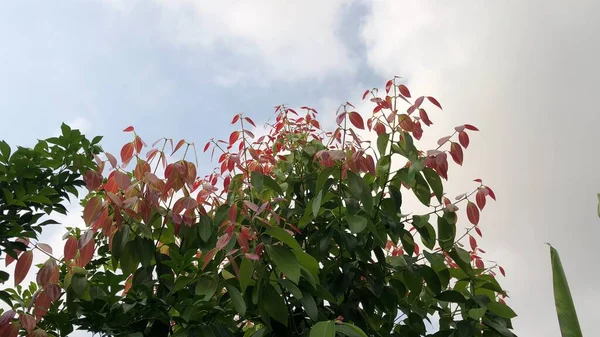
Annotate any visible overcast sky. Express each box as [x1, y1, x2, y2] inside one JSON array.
[[1, 1, 599, 336]]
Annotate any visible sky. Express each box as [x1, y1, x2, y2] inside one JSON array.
[[1, 0, 599, 336]]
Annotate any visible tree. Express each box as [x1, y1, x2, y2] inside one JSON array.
[[0, 79, 515, 337]]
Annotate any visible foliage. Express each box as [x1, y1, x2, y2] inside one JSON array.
[[0, 124, 102, 310], [0, 79, 515, 337], [547, 245, 583, 337]]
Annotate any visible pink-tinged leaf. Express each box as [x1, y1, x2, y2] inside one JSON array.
[[134, 136, 144, 154], [229, 131, 240, 145], [83, 170, 102, 192], [20, 313, 36, 332], [348, 112, 365, 130], [476, 190, 486, 210], [419, 109, 433, 126], [202, 248, 218, 270], [485, 186, 496, 200], [475, 226, 482, 237], [398, 84, 411, 98], [114, 171, 131, 190], [385, 80, 393, 93], [474, 179, 483, 183], [34, 291, 51, 321], [466, 202, 480, 225], [475, 258, 484, 269], [464, 124, 479, 131], [120, 142, 135, 165], [0, 309, 15, 326], [499, 266, 506, 276], [244, 117, 256, 127], [437, 136, 452, 146], [454, 125, 465, 133], [64, 237, 78, 261], [36, 243, 52, 255], [427, 96, 442, 110], [336, 112, 346, 126], [458, 131, 470, 148], [45, 284, 61, 302], [373, 122, 386, 135], [469, 235, 477, 251], [231, 114, 240, 124], [106, 192, 122, 208], [216, 233, 232, 251], [450, 142, 463, 165], [14, 250, 33, 286], [0, 323, 19, 337], [413, 121, 423, 140], [362, 89, 370, 100], [415, 96, 425, 108], [77, 239, 95, 267], [123, 126, 134, 132], [172, 139, 186, 156], [245, 253, 260, 261], [83, 196, 103, 225], [228, 204, 238, 223], [106, 152, 117, 168]]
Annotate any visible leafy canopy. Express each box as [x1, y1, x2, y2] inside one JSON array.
[[0, 79, 515, 337]]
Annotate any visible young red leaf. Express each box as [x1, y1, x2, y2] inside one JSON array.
[[20, 313, 36, 332], [413, 120, 423, 140], [83, 196, 103, 225], [469, 235, 477, 251], [476, 189, 487, 210], [36, 259, 57, 287], [466, 202, 480, 225], [77, 239, 95, 267], [474, 179, 483, 183], [362, 89, 370, 100], [458, 131, 470, 148], [437, 136, 451, 146], [14, 250, 33, 286], [0, 310, 15, 326], [415, 96, 425, 108], [33, 291, 51, 320], [499, 265, 506, 276], [202, 248, 218, 270], [229, 131, 240, 145], [475, 258, 484, 269], [485, 186, 497, 200], [123, 126, 134, 132], [106, 152, 117, 168], [64, 237, 78, 261], [134, 136, 144, 154], [231, 114, 240, 124], [348, 112, 365, 130], [336, 112, 346, 126], [172, 139, 186, 155], [464, 124, 479, 131], [114, 171, 131, 190], [36, 243, 52, 255], [427, 96, 443, 110], [385, 80, 393, 93], [45, 284, 61, 302], [1, 323, 19, 337], [398, 84, 411, 98], [203, 141, 211, 153], [450, 142, 464, 165], [373, 122, 386, 135], [120, 142, 135, 165], [474, 226, 482, 237], [419, 109, 433, 126], [83, 170, 102, 192], [244, 117, 256, 127]]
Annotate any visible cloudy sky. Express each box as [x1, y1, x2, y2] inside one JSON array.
[[1, 1, 599, 336]]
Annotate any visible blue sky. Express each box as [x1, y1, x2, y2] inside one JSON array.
[[2, 1, 600, 336]]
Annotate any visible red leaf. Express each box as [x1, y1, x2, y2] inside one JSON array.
[[475, 258, 484, 269], [0, 323, 18, 337], [419, 109, 433, 126], [464, 124, 479, 131], [106, 152, 117, 168], [0, 309, 15, 326], [77, 239, 95, 267], [373, 122, 386, 135], [36, 243, 52, 255], [172, 139, 186, 155], [385, 80, 393, 93], [458, 131, 470, 148], [231, 114, 240, 124], [475, 226, 482, 237], [427, 96, 443, 110], [485, 186, 496, 200], [45, 284, 61, 302], [362, 89, 370, 100], [201, 248, 218, 270], [474, 179, 483, 183], [348, 112, 365, 130], [228, 204, 238, 224], [83, 170, 102, 192], [33, 291, 51, 320], [413, 120, 423, 140], [229, 131, 240, 145], [14, 250, 33, 286], [450, 142, 463, 165], [398, 84, 411, 98], [114, 171, 131, 190], [64, 237, 78, 261], [120, 143, 135, 165], [134, 136, 144, 154], [83, 196, 103, 225], [437, 136, 451, 146], [469, 235, 477, 251], [415, 96, 425, 108], [336, 112, 346, 126], [203, 141, 211, 153], [466, 202, 480, 225], [20, 313, 36, 332], [123, 126, 134, 132], [244, 117, 256, 127], [134, 159, 151, 181], [499, 266, 506, 277], [476, 190, 486, 210]]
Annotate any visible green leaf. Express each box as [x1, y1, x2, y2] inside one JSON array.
[[436, 290, 466, 303], [0, 140, 11, 160], [198, 215, 213, 242], [294, 250, 319, 281], [417, 265, 441, 295], [468, 307, 487, 320], [300, 291, 318, 321], [336, 323, 368, 337], [226, 284, 246, 317], [423, 167, 443, 203], [239, 257, 254, 293], [265, 227, 302, 251], [277, 279, 303, 299], [263, 284, 288, 326], [266, 245, 300, 284], [120, 241, 140, 276], [312, 191, 323, 218], [262, 174, 283, 195], [413, 215, 436, 250], [172, 275, 194, 293], [377, 133, 389, 156], [347, 215, 367, 234], [251, 171, 264, 193], [548, 244, 582, 337], [310, 321, 335, 337], [413, 173, 431, 206], [71, 274, 87, 297], [195, 275, 218, 300], [487, 301, 517, 319], [437, 216, 455, 250], [134, 237, 154, 268]]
